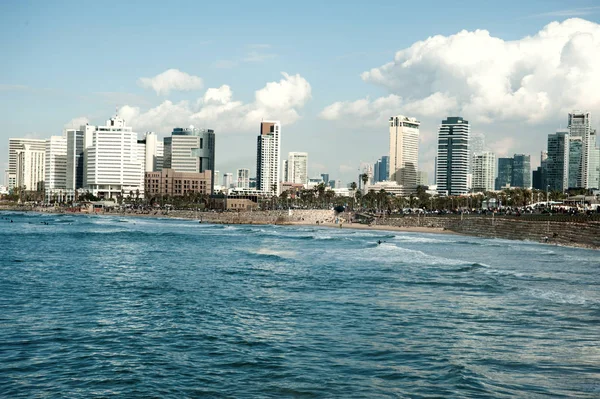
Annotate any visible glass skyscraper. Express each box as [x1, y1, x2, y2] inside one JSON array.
[[436, 117, 470, 195]]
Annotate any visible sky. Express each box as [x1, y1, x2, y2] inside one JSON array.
[[1, 0, 600, 186]]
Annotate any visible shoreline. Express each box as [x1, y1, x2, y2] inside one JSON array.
[[1, 206, 598, 249]]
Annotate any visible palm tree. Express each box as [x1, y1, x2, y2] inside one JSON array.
[[350, 182, 357, 191]]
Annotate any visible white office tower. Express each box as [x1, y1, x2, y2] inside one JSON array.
[[388, 115, 420, 195], [568, 111, 594, 188], [44, 136, 67, 202], [141, 132, 164, 172], [223, 173, 233, 188], [472, 151, 496, 193], [84, 115, 143, 199], [287, 152, 308, 185], [15, 143, 46, 192], [236, 168, 250, 189], [256, 120, 281, 195], [7, 138, 46, 190], [436, 117, 470, 195]]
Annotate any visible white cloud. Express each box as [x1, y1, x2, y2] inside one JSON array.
[[120, 72, 311, 133], [243, 51, 277, 63], [138, 69, 204, 95], [531, 7, 600, 18], [353, 18, 600, 125], [319, 18, 600, 182], [64, 116, 90, 129]]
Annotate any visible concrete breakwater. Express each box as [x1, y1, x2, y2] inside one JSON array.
[[373, 214, 600, 249]]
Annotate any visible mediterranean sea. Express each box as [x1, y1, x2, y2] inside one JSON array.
[[1, 211, 599, 398]]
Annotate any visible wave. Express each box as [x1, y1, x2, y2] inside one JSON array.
[[393, 235, 445, 244], [526, 289, 594, 306], [251, 248, 297, 260]]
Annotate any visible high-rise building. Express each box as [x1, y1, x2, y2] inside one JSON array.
[[84, 115, 144, 199], [286, 152, 308, 185], [44, 136, 67, 202], [568, 136, 583, 188], [495, 158, 513, 190], [138, 132, 164, 173], [223, 172, 233, 188], [389, 116, 419, 194], [236, 168, 250, 189], [472, 151, 496, 193], [568, 111, 595, 188], [436, 117, 470, 195], [532, 151, 548, 190], [163, 126, 215, 194], [546, 130, 570, 192], [320, 173, 329, 185], [470, 133, 485, 155], [256, 120, 281, 195], [416, 170, 429, 187], [512, 154, 531, 188], [587, 129, 600, 189], [15, 143, 46, 192], [66, 128, 84, 192], [373, 156, 389, 183], [7, 138, 46, 190]]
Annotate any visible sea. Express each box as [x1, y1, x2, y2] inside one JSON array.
[[1, 211, 599, 398]]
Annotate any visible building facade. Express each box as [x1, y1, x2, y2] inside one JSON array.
[[163, 126, 215, 194], [145, 168, 211, 198], [546, 130, 570, 192], [7, 138, 46, 191], [286, 152, 308, 185], [472, 151, 496, 193], [568, 111, 593, 188], [511, 154, 531, 188], [84, 116, 144, 199], [389, 116, 419, 194], [223, 172, 233, 189], [44, 135, 67, 201], [568, 136, 583, 188], [373, 156, 389, 183], [15, 143, 46, 192], [66, 128, 84, 193], [495, 158, 513, 190], [236, 168, 250, 189], [256, 120, 281, 195], [436, 117, 470, 195]]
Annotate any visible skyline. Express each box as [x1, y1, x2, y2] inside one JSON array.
[[2, 1, 600, 184]]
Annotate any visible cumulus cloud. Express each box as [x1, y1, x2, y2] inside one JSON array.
[[64, 116, 90, 129], [120, 72, 311, 133], [323, 18, 600, 126], [138, 69, 204, 95]]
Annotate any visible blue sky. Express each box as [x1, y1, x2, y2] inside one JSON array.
[[2, 0, 600, 184]]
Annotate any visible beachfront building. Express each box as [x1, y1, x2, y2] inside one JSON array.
[[15, 142, 46, 192], [44, 135, 67, 202], [436, 117, 470, 195], [145, 169, 211, 198], [256, 120, 281, 196], [546, 130, 570, 192], [472, 151, 496, 193], [389, 115, 419, 194], [286, 152, 308, 185], [83, 115, 144, 199], [163, 126, 215, 194], [7, 138, 46, 191], [236, 168, 250, 189]]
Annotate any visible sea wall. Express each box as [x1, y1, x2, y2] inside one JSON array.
[[376, 215, 600, 249]]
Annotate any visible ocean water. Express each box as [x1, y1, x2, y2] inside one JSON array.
[[1, 212, 599, 398]]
